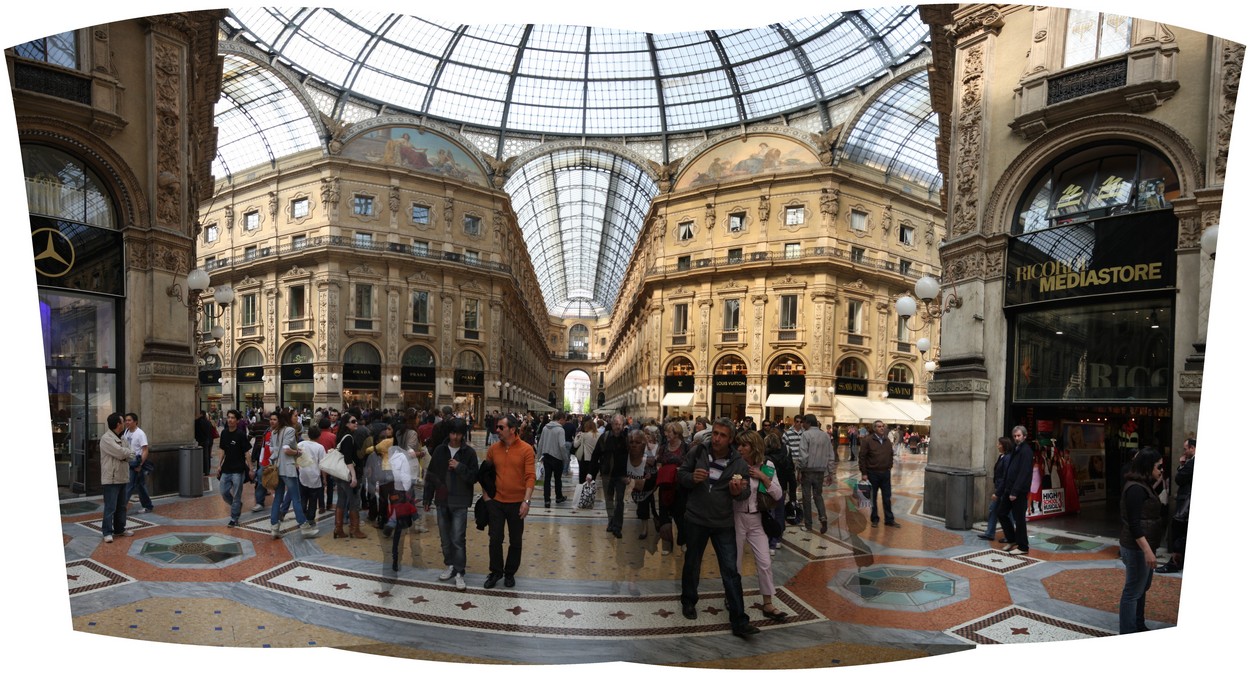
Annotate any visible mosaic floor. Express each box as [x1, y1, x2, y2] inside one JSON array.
[[48, 453, 1185, 668]]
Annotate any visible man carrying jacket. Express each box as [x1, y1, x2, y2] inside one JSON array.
[[859, 420, 901, 528]]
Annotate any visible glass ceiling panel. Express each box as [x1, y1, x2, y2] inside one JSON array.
[[213, 54, 323, 180], [720, 27, 789, 63], [843, 71, 942, 192], [655, 41, 721, 76], [454, 34, 522, 71]]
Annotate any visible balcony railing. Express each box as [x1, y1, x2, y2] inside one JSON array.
[[647, 246, 932, 281], [550, 350, 606, 362], [202, 236, 512, 275], [720, 330, 740, 343]]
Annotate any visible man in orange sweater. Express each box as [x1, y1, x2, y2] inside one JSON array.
[[481, 414, 536, 589]]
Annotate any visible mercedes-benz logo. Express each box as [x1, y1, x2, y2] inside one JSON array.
[[32, 227, 75, 278]]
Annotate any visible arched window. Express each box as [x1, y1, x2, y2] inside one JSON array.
[[569, 324, 589, 356], [236, 347, 265, 368], [769, 354, 806, 375], [836, 358, 867, 379], [282, 342, 313, 364], [344, 342, 381, 365], [402, 345, 435, 368], [457, 350, 483, 371], [22, 145, 116, 228], [666, 356, 695, 377], [715, 354, 748, 376], [1014, 143, 1177, 234], [888, 364, 913, 383]]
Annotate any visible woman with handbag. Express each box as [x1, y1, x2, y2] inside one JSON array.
[[332, 415, 367, 539], [625, 430, 658, 539], [733, 430, 786, 620], [655, 421, 687, 555], [269, 408, 318, 539]]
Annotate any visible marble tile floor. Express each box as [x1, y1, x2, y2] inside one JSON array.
[[57, 456, 1182, 667]]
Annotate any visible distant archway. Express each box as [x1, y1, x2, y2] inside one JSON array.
[[563, 370, 591, 414]]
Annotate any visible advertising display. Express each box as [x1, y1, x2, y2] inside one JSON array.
[[1061, 421, 1107, 503]]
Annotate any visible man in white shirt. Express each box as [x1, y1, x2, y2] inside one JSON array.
[[123, 412, 154, 513]]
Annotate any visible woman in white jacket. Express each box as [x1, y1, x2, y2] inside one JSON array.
[[733, 430, 787, 621], [573, 417, 598, 485]]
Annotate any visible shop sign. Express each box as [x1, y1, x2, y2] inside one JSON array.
[[198, 369, 222, 385], [664, 375, 694, 393], [835, 377, 868, 396], [343, 363, 380, 382], [454, 369, 484, 390], [886, 382, 913, 399], [1006, 211, 1176, 306], [767, 374, 805, 394], [401, 366, 436, 387], [281, 363, 312, 380], [237, 366, 265, 382], [712, 375, 747, 392], [31, 215, 125, 296]]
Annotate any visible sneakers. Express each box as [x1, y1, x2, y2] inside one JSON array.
[[103, 535, 114, 543], [251, 504, 265, 512], [885, 521, 901, 528], [271, 524, 282, 539], [120, 530, 134, 537], [454, 574, 466, 591], [439, 565, 455, 581], [227, 520, 238, 528], [1008, 547, 1028, 555], [142, 508, 154, 514], [300, 522, 319, 538]]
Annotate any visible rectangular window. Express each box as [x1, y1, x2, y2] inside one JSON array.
[[412, 204, 430, 225], [204, 224, 219, 243], [288, 285, 306, 320], [14, 31, 76, 68], [464, 298, 480, 339], [292, 198, 310, 219], [413, 239, 429, 257], [851, 246, 865, 263], [463, 215, 481, 236], [353, 195, 374, 216], [850, 209, 868, 231], [202, 301, 217, 333], [242, 294, 258, 326], [899, 259, 912, 275], [672, 303, 689, 345], [723, 299, 740, 331], [728, 212, 746, 232], [779, 295, 798, 330], [677, 221, 694, 241], [847, 300, 864, 334], [243, 245, 258, 261], [727, 248, 742, 264], [785, 206, 805, 225], [900, 225, 915, 246], [291, 234, 307, 250], [354, 232, 373, 248], [896, 315, 909, 343], [677, 255, 691, 270], [464, 250, 480, 265], [355, 283, 373, 330], [203, 256, 216, 271], [243, 211, 260, 231], [411, 290, 430, 334], [784, 242, 801, 259], [1064, 10, 1132, 68]]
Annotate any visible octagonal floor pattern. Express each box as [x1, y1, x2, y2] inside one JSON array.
[[59, 453, 1181, 667]]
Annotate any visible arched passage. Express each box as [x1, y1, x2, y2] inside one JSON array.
[[563, 370, 592, 414]]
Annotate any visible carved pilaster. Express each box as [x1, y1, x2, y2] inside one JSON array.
[[951, 43, 986, 239], [151, 34, 185, 232], [265, 288, 277, 362], [1213, 39, 1243, 186], [387, 288, 400, 362]]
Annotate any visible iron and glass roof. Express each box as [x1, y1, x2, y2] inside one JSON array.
[[213, 6, 936, 318]]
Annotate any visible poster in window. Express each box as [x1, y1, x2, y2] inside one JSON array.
[[1135, 178, 1169, 210]]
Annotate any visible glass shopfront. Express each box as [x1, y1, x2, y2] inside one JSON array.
[[280, 343, 314, 411], [453, 350, 485, 426], [343, 342, 382, 411], [764, 354, 806, 422], [711, 355, 747, 421], [401, 346, 436, 413]]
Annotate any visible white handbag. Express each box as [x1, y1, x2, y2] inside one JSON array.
[[319, 448, 350, 482]]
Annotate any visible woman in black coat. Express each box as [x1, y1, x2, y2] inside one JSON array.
[[1119, 447, 1164, 634]]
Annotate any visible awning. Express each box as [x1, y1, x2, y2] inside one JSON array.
[[531, 402, 557, 413], [886, 398, 931, 425], [834, 397, 912, 426], [763, 394, 805, 408], [660, 392, 694, 407], [591, 408, 617, 416]]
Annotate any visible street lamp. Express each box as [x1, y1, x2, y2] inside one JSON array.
[[169, 268, 233, 358], [895, 274, 961, 331]]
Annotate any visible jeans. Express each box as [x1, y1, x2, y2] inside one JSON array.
[[126, 463, 153, 509], [866, 470, 895, 524], [300, 484, 323, 521], [769, 499, 786, 548], [602, 475, 626, 532], [996, 494, 1029, 550], [801, 470, 827, 529], [985, 496, 1000, 537], [1119, 546, 1154, 633], [436, 503, 469, 575], [680, 519, 748, 630], [254, 472, 269, 508], [218, 472, 246, 522], [335, 476, 360, 512], [101, 483, 128, 537], [542, 454, 565, 502], [270, 475, 307, 526], [486, 499, 524, 576]]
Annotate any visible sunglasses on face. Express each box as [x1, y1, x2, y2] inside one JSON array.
[[496, 425, 508, 431]]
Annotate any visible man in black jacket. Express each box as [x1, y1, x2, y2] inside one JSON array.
[[195, 410, 216, 475], [996, 425, 1034, 555], [592, 415, 630, 537]]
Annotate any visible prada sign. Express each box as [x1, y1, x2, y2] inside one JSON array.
[[454, 369, 484, 390], [712, 375, 747, 392], [237, 366, 265, 382], [281, 363, 312, 380], [1006, 211, 1176, 306], [767, 374, 805, 394], [887, 382, 914, 399], [836, 377, 868, 396], [343, 363, 380, 382], [665, 375, 694, 393], [401, 366, 436, 388]]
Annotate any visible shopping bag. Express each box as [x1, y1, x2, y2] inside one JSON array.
[[577, 477, 598, 509], [319, 449, 350, 482]]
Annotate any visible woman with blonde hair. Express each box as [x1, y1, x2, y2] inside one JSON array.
[[733, 429, 786, 620]]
